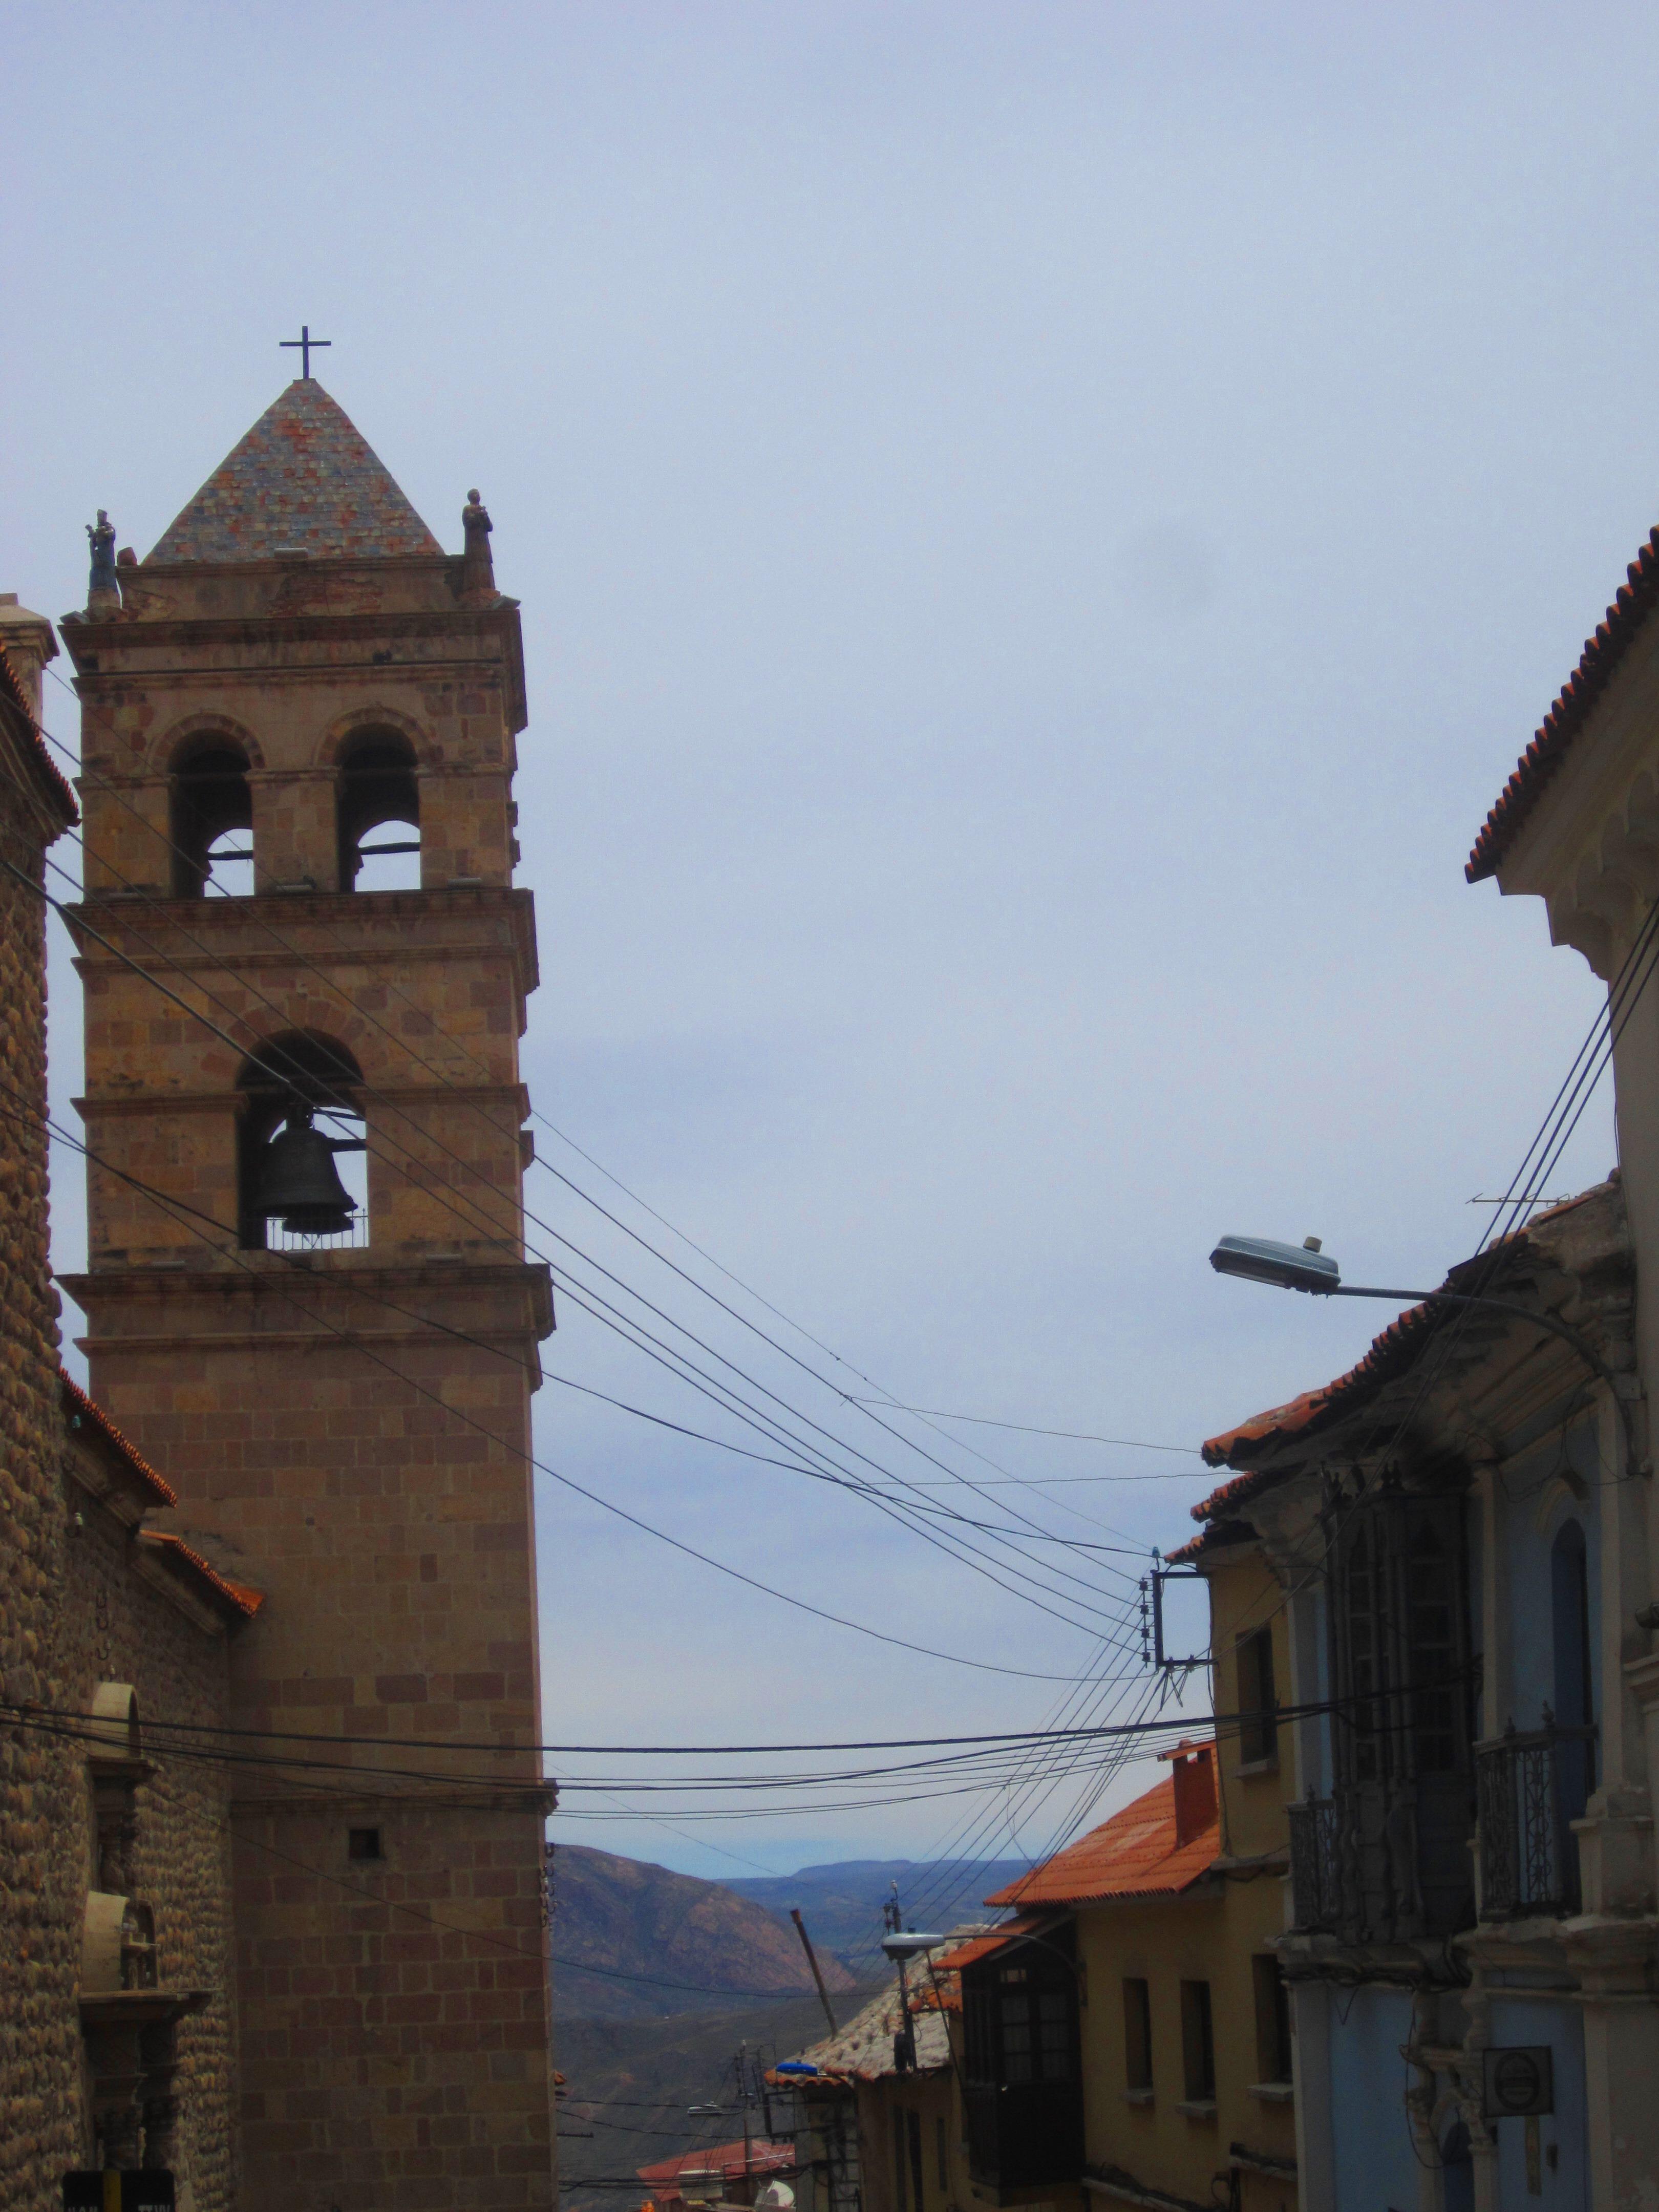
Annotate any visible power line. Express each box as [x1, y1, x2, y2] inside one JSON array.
[[846, 1403, 1201, 1454], [27, 818, 1145, 1636], [39, 685, 1161, 1603], [20, 846, 1141, 1641], [7, 1070, 1128, 1686]]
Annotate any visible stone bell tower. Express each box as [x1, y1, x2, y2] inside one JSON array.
[[59, 379, 558, 2209]]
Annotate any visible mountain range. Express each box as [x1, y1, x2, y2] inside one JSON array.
[[549, 1846, 861, 2022]]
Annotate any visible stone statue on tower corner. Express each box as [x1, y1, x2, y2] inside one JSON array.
[[461, 487, 497, 603], [86, 509, 120, 615]]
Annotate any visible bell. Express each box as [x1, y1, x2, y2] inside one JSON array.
[[257, 1112, 357, 1237]]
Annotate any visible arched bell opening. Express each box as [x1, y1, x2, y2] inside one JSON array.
[[171, 736, 254, 898], [337, 729, 421, 891], [236, 1032, 369, 1251]]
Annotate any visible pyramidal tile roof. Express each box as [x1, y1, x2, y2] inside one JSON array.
[[146, 380, 443, 563]]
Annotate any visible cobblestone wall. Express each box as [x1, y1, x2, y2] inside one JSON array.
[[60, 1481, 240, 2208], [0, 753, 85, 2207]]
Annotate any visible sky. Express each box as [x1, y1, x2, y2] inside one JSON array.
[[3, 1, 1650, 1892]]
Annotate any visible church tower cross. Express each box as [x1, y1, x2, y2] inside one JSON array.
[[279, 323, 331, 378]]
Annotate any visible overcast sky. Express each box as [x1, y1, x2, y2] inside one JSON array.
[[4, 2, 1650, 1890]]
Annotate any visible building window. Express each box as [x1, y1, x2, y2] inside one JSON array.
[[1179, 1980, 1215, 2103], [338, 730, 421, 891], [1408, 1517, 1459, 1772], [1333, 1489, 1471, 1788], [1122, 1977, 1153, 2093], [237, 1031, 369, 1251], [348, 1827, 384, 1862], [996, 1966, 1075, 2086], [171, 737, 253, 897], [1236, 1624, 1278, 1764], [1251, 1955, 1292, 2085]]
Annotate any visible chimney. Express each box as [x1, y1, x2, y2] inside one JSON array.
[[1171, 1743, 1217, 1845]]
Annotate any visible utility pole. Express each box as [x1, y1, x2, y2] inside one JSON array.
[[791, 1907, 839, 2036], [883, 1888, 916, 2073], [740, 2042, 754, 2205]]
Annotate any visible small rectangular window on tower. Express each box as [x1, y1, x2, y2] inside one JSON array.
[[348, 1826, 384, 1862]]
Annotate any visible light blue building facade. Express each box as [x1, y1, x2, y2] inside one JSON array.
[[1189, 1177, 1634, 2209]]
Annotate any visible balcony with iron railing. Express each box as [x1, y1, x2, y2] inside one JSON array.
[[1287, 1793, 1341, 1935], [1474, 1713, 1596, 1922], [1286, 1776, 1475, 1942]]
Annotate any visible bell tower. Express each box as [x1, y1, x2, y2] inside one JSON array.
[[60, 380, 558, 2209]]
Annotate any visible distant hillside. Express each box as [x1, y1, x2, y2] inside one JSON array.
[[550, 1846, 859, 2022], [722, 1858, 1027, 1974], [558, 1993, 883, 2212]]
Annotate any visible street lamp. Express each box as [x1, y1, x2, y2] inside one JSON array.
[[1208, 1233, 1637, 1469], [879, 1932, 950, 1961]]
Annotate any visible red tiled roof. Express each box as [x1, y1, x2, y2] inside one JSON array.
[[985, 1757, 1219, 1907], [138, 1532, 264, 1619], [0, 642, 79, 826], [61, 1373, 177, 1505], [636, 2141, 794, 2190], [1468, 524, 1659, 882], [1192, 1182, 1611, 1526]]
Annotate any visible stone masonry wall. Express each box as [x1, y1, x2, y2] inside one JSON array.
[[0, 754, 87, 2209], [59, 1474, 240, 2208]]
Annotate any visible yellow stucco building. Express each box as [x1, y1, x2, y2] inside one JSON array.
[[948, 1532, 1296, 2212]]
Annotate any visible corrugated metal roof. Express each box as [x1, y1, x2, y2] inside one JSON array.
[[637, 2140, 794, 2189], [986, 1759, 1219, 1907], [929, 1911, 1053, 1973]]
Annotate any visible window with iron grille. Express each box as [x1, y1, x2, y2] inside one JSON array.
[[964, 1958, 1078, 2087], [1331, 1488, 1471, 1788]]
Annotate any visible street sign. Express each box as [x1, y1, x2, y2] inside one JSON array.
[[62, 2174, 177, 2210], [1481, 2047, 1555, 2120]]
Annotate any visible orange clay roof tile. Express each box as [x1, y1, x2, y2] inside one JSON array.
[[138, 1532, 264, 1619], [61, 1372, 177, 1505], [1469, 525, 1659, 882], [0, 643, 79, 825]]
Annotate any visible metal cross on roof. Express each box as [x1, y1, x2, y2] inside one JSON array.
[[280, 324, 332, 379]]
